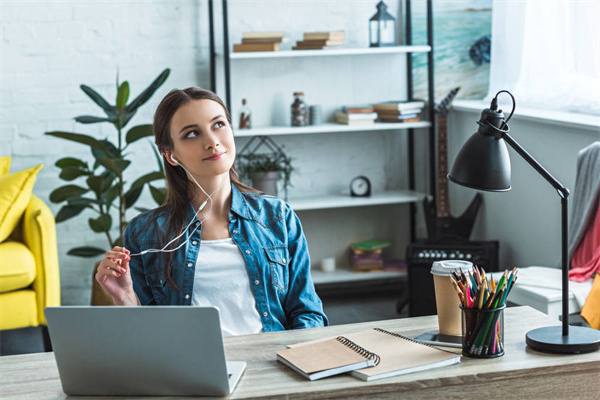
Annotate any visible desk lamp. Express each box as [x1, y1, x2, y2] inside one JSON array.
[[447, 90, 600, 354]]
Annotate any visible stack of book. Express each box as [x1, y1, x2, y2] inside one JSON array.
[[292, 31, 345, 50], [335, 104, 377, 125], [373, 100, 426, 123], [350, 239, 391, 273], [233, 32, 285, 52]]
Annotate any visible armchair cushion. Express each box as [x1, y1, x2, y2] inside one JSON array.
[[0, 241, 36, 293], [0, 156, 10, 175], [0, 163, 43, 242]]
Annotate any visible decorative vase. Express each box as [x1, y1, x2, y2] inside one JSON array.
[[251, 171, 281, 197], [91, 261, 115, 306]]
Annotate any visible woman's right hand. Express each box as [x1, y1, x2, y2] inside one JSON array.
[[95, 246, 139, 305]]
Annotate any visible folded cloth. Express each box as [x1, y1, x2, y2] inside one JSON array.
[[581, 273, 600, 330], [569, 197, 600, 282]]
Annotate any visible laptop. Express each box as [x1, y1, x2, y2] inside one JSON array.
[[45, 306, 246, 396]]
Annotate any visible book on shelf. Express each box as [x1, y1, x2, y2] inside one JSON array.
[[287, 328, 461, 381], [373, 100, 426, 111], [292, 45, 343, 51], [242, 37, 289, 44], [303, 30, 345, 41], [341, 105, 375, 114], [295, 39, 344, 47], [379, 116, 422, 123], [336, 112, 378, 121], [351, 239, 392, 252], [276, 336, 378, 381], [233, 42, 280, 52], [242, 31, 285, 40], [375, 109, 422, 117]]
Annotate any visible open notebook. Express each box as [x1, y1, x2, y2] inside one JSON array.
[[287, 328, 461, 381], [276, 336, 379, 380]]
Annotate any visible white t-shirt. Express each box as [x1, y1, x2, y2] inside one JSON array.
[[191, 238, 264, 337]]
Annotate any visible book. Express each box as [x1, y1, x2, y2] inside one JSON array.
[[379, 116, 422, 123], [295, 39, 345, 47], [241, 37, 288, 44], [351, 239, 392, 252], [335, 112, 378, 121], [373, 100, 426, 111], [242, 31, 284, 40], [375, 109, 422, 116], [303, 30, 345, 41], [336, 119, 376, 126], [341, 105, 375, 114], [288, 328, 461, 381], [233, 43, 280, 52], [276, 336, 379, 381]]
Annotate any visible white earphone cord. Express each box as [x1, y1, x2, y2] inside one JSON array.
[[128, 161, 226, 257]]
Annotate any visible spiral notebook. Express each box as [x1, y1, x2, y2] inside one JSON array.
[[276, 336, 379, 381], [287, 328, 461, 381]]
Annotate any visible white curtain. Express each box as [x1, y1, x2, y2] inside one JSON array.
[[487, 0, 600, 115]]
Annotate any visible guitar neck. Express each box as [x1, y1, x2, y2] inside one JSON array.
[[436, 117, 450, 218]]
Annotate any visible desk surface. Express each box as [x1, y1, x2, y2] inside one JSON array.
[[1, 306, 598, 399]]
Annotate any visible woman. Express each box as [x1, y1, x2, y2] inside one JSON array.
[[95, 87, 328, 336]]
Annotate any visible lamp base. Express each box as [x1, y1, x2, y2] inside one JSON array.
[[526, 326, 600, 354]]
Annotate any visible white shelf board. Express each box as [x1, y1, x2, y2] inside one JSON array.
[[226, 45, 431, 59], [311, 269, 406, 285], [234, 121, 431, 137], [288, 190, 425, 211]]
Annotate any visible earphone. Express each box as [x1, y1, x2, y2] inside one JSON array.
[[128, 154, 225, 257]]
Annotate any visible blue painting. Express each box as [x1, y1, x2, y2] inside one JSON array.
[[411, 0, 492, 100]]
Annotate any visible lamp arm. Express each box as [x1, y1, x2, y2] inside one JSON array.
[[501, 132, 570, 199], [502, 131, 571, 335]]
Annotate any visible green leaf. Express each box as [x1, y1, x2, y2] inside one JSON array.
[[129, 171, 164, 192], [55, 157, 87, 170], [67, 246, 106, 258], [124, 186, 143, 209], [86, 175, 104, 195], [91, 139, 120, 160], [66, 197, 98, 207], [149, 185, 166, 206], [80, 85, 118, 117], [89, 214, 112, 233], [134, 206, 150, 213], [45, 131, 108, 153], [74, 115, 116, 124], [49, 185, 89, 203], [124, 68, 170, 113], [101, 172, 116, 192], [55, 205, 87, 223], [125, 124, 153, 145], [59, 167, 90, 181], [116, 81, 130, 111], [96, 157, 130, 175], [121, 109, 137, 128], [103, 183, 120, 206]]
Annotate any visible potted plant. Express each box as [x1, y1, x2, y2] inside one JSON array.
[[236, 152, 294, 198], [45, 68, 170, 304]]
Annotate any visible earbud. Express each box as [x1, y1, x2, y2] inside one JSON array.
[[171, 155, 180, 165]]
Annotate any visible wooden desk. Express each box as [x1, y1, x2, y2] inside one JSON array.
[[1, 307, 598, 399]]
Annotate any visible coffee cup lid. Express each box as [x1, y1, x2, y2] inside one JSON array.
[[430, 260, 474, 276]]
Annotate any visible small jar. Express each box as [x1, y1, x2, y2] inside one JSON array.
[[291, 92, 308, 127], [239, 98, 251, 129]]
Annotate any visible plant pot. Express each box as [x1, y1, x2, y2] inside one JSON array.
[[91, 261, 115, 306], [251, 171, 281, 197]]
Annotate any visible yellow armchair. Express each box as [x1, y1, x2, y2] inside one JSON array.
[[0, 194, 60, 333]]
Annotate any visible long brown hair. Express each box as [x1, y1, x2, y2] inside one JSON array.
[[153, 87, 259, 288]]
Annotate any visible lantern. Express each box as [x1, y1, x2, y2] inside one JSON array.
[[369, 1, 396, 47]]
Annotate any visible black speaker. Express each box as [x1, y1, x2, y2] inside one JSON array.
[[406, 240, 499, 317]]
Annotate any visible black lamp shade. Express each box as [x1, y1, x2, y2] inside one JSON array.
[[448, 128, 512, 192]]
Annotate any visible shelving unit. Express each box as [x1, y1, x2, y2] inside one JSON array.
[[234, 121, 431, 138], [208, 0, 435, 288]]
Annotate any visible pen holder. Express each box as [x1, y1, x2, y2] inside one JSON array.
[[460, 305, 505, 358]]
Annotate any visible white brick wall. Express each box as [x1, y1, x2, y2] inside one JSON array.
[[2, 0, 424, 305]]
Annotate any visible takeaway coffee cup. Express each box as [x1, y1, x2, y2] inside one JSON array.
[[431, 260, 474, 336]]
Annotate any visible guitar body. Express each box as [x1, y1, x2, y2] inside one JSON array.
[[423, 87, 483, 244], [423, 193, 482, 244]]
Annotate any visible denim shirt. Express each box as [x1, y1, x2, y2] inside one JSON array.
[[123, 184, 328, 332]]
